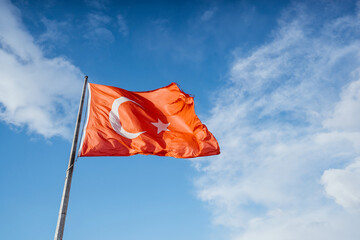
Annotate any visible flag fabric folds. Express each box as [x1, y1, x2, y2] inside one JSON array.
[[79, 83, 220, 158]]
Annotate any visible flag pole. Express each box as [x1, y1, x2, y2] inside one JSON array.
[[54, 76, 88, 240]]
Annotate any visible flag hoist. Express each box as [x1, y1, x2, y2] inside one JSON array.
[[54, 76, 220, 239]]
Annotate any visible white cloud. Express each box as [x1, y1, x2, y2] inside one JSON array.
[[323, 79, 360, 132], [88, 12, 111, 27], [84, 0, 109, 10], [0, 0, 83, 138], [38, 18, 69, 44], [85, 13, 114, 42], [37, 17, 72, 54], [233, 208, 360, 240], [322, 158, 360, 211], [117, 14, 128, 37], [201, 8, 217, 21], [193, 3, 360, 239]]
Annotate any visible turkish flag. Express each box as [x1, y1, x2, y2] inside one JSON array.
[[79, 83, 220, 158]]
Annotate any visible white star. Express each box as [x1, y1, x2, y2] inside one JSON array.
[[151, 119, 170, 134]]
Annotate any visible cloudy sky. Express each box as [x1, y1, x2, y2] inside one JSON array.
[[1, 0, 360, 239]]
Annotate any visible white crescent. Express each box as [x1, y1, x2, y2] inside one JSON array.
[[109, 97, 146, 139]]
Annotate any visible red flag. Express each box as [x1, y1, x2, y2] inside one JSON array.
[[79, 83, 220, 158]]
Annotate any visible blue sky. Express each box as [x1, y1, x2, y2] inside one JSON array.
[[1, 0, 360, 239]]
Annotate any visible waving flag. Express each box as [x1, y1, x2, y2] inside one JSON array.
[[79, 83, 220, 158]]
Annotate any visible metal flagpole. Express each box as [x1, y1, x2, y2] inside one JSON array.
[[54, 76, 88, 240]]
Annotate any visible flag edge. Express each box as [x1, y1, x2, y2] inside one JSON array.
[[78, 83, 91, 156]]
